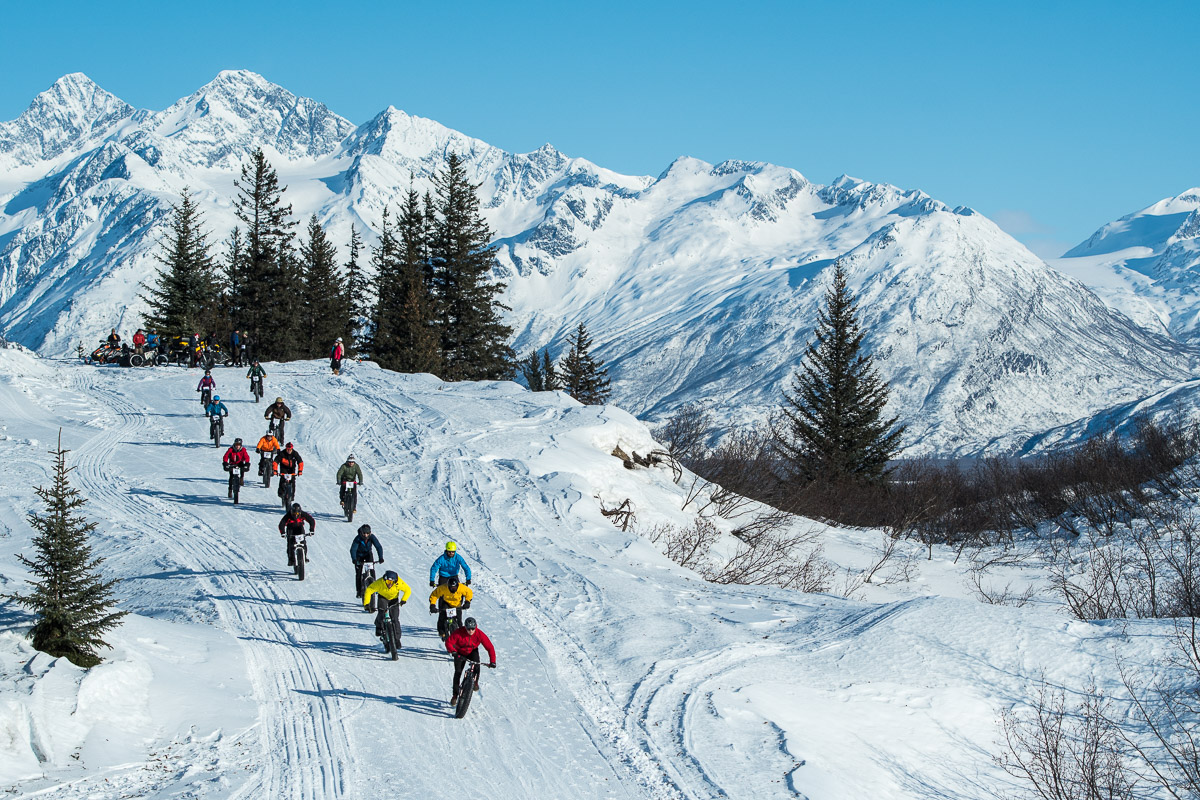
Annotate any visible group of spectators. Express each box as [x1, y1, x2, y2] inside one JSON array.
[[100, 327, 254, 367]]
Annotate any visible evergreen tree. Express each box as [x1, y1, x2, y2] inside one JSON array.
[[344, 225, 370, 353], [368, 206, 402, 367], [395, 186, 441, 374], [560, 323, 611, 405], [542, 349, 561, 391], [3, 434, 126, 668], [520, 350, 544, 391], [428, 153, 514, 380], [141, 189, 220, 337], [231, 149, 297, 360], [775, 262, 904, 484], [299, 215, 351, 357]]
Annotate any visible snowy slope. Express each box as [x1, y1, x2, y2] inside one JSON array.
[[0, 73, 1195, 456], [1054, 189, 1200, 338], [0, 353, 1181, 799]]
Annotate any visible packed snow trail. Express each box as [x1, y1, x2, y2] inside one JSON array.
[[46, 361, 669, 800], [0, 354, 1180, 800]]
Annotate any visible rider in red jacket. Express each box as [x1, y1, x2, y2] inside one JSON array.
[[445, 617, 496, 703], [222, 439, 251, 468]]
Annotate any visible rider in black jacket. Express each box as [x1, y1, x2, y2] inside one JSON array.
[[279, 503, 316, 567], [350, 524, 384, 598]]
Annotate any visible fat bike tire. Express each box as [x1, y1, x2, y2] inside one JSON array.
[[455, 674, 475, 718]]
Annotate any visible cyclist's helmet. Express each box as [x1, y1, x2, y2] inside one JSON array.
[[233, 438, 243, 446], [205, 369, 211, 375], [445, 541, 457, 553], [464, 617, 477, 632], [357, 524, 372, 536], [336, 337, 343, 342], [275, 397, 283, 403], [290, 503, 302, 513], [383, 570, 398, 583], [253, 359, 259, 364], [212, 395, 220, 402], [266, 428, 274, 436], [347, 453, 355, 462], [447, 576, 460, 591], [285, 442, 294, 449]]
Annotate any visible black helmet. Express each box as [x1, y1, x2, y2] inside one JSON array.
[[383, 570, 398, 582], [290, 503, 301, 513], [463, 617, 477, 632], [233, 438, 243, 447], [357, 524, 371, 536], [447, 576, 460, 591]]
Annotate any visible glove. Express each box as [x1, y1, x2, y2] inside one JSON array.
[[462, 600, 471, 610], [487, 663, 496, 669], [429, 604, 437, 614], [399, 600, 406, 606], [465, 579, 471, 586], [429, 581, 436, 587], [378, 558, 383, 563]]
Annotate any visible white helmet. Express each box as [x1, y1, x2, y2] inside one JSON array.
[[336, 337, 343, 342]]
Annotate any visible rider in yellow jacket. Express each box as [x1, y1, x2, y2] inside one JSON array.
[[429, 576, 473, 640], [364, 571, 412, 646]]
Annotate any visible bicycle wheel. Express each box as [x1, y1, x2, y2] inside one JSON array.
[[385, 617, 398, 660], [296, 547, 306, 581], [455, 669, 476, 718], [232, 473, 241, 504]]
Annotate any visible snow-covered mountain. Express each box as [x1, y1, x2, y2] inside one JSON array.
[[0, 71, 1194, 455], [1054, 189, 1200, 339]]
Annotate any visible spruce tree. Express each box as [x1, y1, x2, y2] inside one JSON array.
[[560, 323, 611, 405], [299, 215, 351, 357], [395, 186, 441, 374], [3, 434, 126, 668], [428, 153, 514, 380], [141, 189, 220, 337], [520, 350, 544, 391], [775, 262, 904, 484], [344, 225, 370, 353], [542, 349, 561, 391], [368, 206, 402, 367], [231, 149, 297, 360]]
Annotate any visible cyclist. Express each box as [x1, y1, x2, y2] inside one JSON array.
[[429, 575, 472, 641], [350, 524, 384, 598], [255, 427, 281, 471], [279, 502, 315, 567], [246, 360, 266, 391], [330, 337, 344, 375], [273, 442, 304, 500], [446, 617, 496, 704], [205, 395, 229, 438], [222, 438, 251, 495], [363, 570, 412, 649], [429, 541, 472, 588], [197, 369, 216, 407], [335, 453, 363, 510], [264, 396, 292, 441]]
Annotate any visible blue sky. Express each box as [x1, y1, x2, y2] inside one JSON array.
[[2, 0, 1196, 257]]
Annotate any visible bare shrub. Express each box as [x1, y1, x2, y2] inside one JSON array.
[[998, 682, 1138, 800], [599, 498, 635, 532], [653, 404, 712, 464]]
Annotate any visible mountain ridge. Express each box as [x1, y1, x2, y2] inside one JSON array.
[[0, 71, 1195, 456]]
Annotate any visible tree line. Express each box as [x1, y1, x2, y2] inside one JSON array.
[[142, 150, 514, 382]]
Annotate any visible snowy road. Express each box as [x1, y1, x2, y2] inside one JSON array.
[[0, 354, 1174, 799]]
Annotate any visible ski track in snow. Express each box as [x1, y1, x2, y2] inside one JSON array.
[[15, 362, 668, 799]]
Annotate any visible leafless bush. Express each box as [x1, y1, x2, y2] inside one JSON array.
[[966, 569, 1038, 608], [998, 682, 1138, 800], [599, 498, 635, 532], [653, 404, 712, 464], [643, 515, 832, 593]]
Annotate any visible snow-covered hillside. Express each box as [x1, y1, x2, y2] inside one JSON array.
[[0, 354, 1180, 798], [0, 72, 1194, 456], [1054, 189, 1200, 338]]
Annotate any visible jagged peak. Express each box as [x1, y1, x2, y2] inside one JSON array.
[[19, 72, 131, 120]]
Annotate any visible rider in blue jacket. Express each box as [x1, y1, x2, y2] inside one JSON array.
[[350, 524, 384, 563], [205, 396, 229, 419], [429, 541, 472, 587]]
